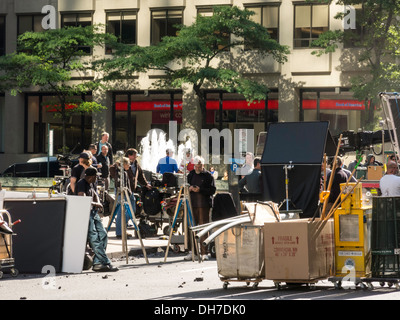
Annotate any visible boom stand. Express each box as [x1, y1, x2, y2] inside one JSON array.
[[164, 165, 200, 263], [278, 162, 296, 211], [107, 161, 148, 264]]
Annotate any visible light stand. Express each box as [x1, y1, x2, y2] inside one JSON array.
[[107, 151, 148, 264], [164, 152, 200, 263], [278, 161, 296, 211]]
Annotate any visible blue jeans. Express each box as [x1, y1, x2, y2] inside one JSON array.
[[115, 193, 136, 236], [88, 209, 111, 266]]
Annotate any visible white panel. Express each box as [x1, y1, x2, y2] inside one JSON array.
[[62, 195, 91, 273]]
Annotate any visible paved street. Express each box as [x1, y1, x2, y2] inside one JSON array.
[[0, 217, 400, 302], [1, 248, 400, 301]]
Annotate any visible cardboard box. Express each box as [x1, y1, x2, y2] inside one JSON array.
[[367, 166, 383, 180], [264, 218, 334, 281]]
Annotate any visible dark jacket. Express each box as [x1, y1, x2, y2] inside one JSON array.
[[109, 164, 131, 193], [109, 160, 148, 194], [326, 167, 348, 204], [187, 169, 216, 208], [127, 160, 149, 193], [96, 141, 113, 164], [96, 153, 110, 178]]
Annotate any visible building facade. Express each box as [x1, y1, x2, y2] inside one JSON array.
[[0, 0, 370, 172]]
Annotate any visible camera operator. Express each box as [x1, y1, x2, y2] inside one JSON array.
[[76, 167, 118, 272], [96, 145, 110, 191], [109, 157, 136, 239], [68, 152, 93, 195], [125, 148, 152, 192]]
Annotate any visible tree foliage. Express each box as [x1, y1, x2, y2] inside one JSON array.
[[0, 25, 113, 153], [310, 0, 400, 129], [98, 6, 290, 126]]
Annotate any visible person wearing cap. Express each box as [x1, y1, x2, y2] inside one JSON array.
[[156, 148, 178, 174], [76, 167, 118, 272], [68, 152, 93, 195]]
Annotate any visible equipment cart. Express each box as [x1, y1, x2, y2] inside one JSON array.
[[273, 278, 326, 290], [215, 223, 265, 290], [0, 210, 20, 279], [357, 196, 400, 290]]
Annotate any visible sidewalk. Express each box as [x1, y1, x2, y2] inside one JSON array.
[[103, 218, 171, 259]]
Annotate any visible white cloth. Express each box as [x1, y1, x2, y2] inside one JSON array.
[[380, 174, 400, 196]]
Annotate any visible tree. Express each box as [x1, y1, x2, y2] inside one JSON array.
[[310, 0, 400, 130], [98, 6, 290, 127], [0, 25, 114, 153]]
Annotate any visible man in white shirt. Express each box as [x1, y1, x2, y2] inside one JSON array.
[[380, 161, 400, 196]]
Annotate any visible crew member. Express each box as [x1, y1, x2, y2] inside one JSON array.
[[96, 132, 113, 164], [156, 148, 178, 174], [185, 156, 216, 261], [364, 154, 382, 167], [88, 144, 100, 168], [125, 148, 152, 192], [380, 161, 400, 196], [326, 156, 348, 212], [109, 157, 135, 239], [239, 157, 262, 200], [69, 152, 93, 195], [76, 167, 118, 273], [96, 145, 110, 191]]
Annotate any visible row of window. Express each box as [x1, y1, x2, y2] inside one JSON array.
[[0, 3, 364, 57]]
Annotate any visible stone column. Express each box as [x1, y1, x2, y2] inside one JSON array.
[[278, 78, 300, 122], [181, 84, 202, 157], [91, 89, 113, 143]]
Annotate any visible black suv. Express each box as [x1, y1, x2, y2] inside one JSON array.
[[0, 155, 78, 178]]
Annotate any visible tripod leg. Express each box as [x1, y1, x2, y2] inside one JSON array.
[[186, 190, 200, 260], [121, 192, 129, 264], [164, 187, 183, 263], [107, 189, 120, 232], [124, 189, 149, 264], [186, 199, 201, 263]]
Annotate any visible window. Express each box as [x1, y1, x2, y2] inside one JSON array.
[[197, 7, 230, 51], [151, 9, 183, 45], [301, 90, 364, 136], [106, 11, 137, 54], [17, 14, 46, 36], [294, 4, 329, 48], [61, 12, 93, 54], [247, 5, 279, 42], [61, 12, 92, 28], [0, 16, 5, 56], [25, 94, 92, 153]]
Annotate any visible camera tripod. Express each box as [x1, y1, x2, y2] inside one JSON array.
[[164, 159, 200, 263], [278, 162, 297, 212], [107, 155, 148, 264]]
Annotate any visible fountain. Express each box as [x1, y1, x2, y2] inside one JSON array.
[[139, 129, 193, 173]]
